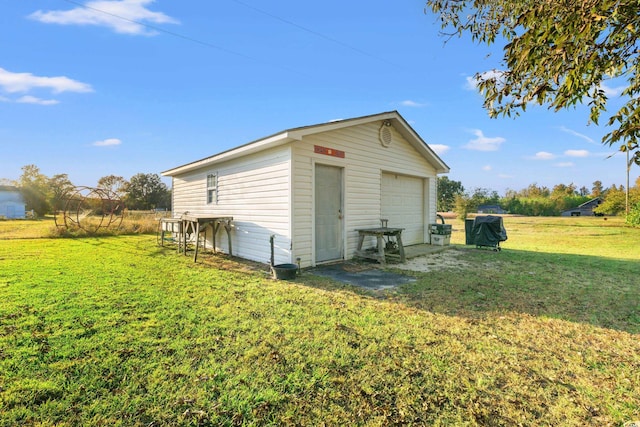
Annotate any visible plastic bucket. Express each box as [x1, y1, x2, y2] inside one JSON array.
[[272, 263, 298, 280]]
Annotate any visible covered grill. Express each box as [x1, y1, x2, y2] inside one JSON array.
[[467, 215, 507, 251]]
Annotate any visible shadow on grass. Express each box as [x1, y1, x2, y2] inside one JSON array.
[[156, 242, 639, 334], [301, 247, 640, 334]]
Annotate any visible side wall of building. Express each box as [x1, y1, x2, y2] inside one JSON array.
[[171, 145, 293, 265], [0, 191, 26, 219]]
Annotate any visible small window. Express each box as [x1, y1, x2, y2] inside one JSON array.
[[206, 173, 217, 204]]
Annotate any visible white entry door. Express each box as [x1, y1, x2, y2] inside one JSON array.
[[315, 164, 343, 262]]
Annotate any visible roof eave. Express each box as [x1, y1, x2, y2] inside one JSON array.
[[162, 131, 296, 177], [162, 110, 451, 176], [388, 114, 450, 174]]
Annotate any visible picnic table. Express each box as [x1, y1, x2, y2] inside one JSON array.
[[354, 226, 405, 264]]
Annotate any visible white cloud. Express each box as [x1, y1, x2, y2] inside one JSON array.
[[482, 165, 492, 171], [565, 149, 590, 158], [498, 173, 513, 179], [465, 70, 505, 90], [555, 162, 574, 167], [430, 144, 450, 155], [0, 67, 92, 94], [464, 129, 505, 151], [93, 138, 122, 147], [464, 76, 476, 90], [559, 126, 595, 144], [16, 95, 60, 106], [532, 151, 556, 160], [399, 100, 426, 108], [29, 0, 179, 36], [600, 82, 626, 97]]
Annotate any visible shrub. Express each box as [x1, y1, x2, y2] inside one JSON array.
[[626, 202, 640, 226]]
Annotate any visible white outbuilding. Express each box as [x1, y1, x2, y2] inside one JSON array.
[[162, 111, 449, 267], [0, 186, 26, 219]]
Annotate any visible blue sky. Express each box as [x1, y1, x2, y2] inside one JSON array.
[[2, 0, 637, 195]]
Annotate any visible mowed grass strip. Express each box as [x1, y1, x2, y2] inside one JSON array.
[[0, 217, 638, 426], [0, 218, 54, 240]]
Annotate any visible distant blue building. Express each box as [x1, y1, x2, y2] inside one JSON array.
[[0, 186, 26, 219]]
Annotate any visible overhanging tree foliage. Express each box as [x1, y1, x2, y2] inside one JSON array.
[[425, 0, 640, 165]]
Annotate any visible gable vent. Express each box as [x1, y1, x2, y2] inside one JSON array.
[[379, 122, 392, 147]]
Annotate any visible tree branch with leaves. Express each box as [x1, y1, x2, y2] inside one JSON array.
[[425, 0, 640, 164]]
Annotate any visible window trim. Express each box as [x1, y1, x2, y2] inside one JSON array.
[[206, 173, 217, 204]]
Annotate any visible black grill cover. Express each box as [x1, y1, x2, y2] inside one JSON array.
[[471, 215, 507, 247]]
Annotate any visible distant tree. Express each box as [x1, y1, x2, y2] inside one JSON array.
[[595, 185, 627, 215], [425, 0, 640, 166], [591, 181, 604, 198], [500, 182, 591, 215], [437, 176, 464, 211], [124, 173, 170, 210], [48, 174, 75, 212], [453, 187, 500, 219], [471, 187, 501, 206], [97, 175, 128, 197], [550, 183, 577, 199], [17, 165, 50, 216], [454, 193, 472, 220], [503, 188, 517, 199], [578, 186, 589, 197], [518, 183, 550, 198]]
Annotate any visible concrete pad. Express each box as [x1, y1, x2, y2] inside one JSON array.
[[308, 262, 416, 291]]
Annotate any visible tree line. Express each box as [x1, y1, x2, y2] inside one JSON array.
[[438, 176, 640, 222], [2, 165, 171, 217]]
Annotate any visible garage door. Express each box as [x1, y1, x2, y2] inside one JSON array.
[[381, 173, 424, 245]]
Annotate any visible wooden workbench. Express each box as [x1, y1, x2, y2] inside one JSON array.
[[354, 227, 405, 264], [179, 215, 233, 262]]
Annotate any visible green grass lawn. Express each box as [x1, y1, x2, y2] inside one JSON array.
[[0, 217, 639, 426]]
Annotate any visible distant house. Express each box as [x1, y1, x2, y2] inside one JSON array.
[[561, 197, 603, 217], [477, 204, 507, 214], [0, 186, 26, 219], [163, 111, 450, 267]]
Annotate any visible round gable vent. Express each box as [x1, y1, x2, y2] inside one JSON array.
[[379, 122, 392, 147]]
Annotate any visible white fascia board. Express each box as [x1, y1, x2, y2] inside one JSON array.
[[162, 132, 294, 176], [390, 116, 450, 174], [291, 111, 398, 139]]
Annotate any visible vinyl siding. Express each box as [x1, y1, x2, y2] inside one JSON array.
[[0, 191, 26, 219], [172, 145, 292, 265], [292, 120, 437, 266]]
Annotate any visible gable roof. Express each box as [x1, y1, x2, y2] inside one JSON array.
[[578, 197, 602, 208], [0, 186, 25, 204], [162, 111, 450, 176]]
